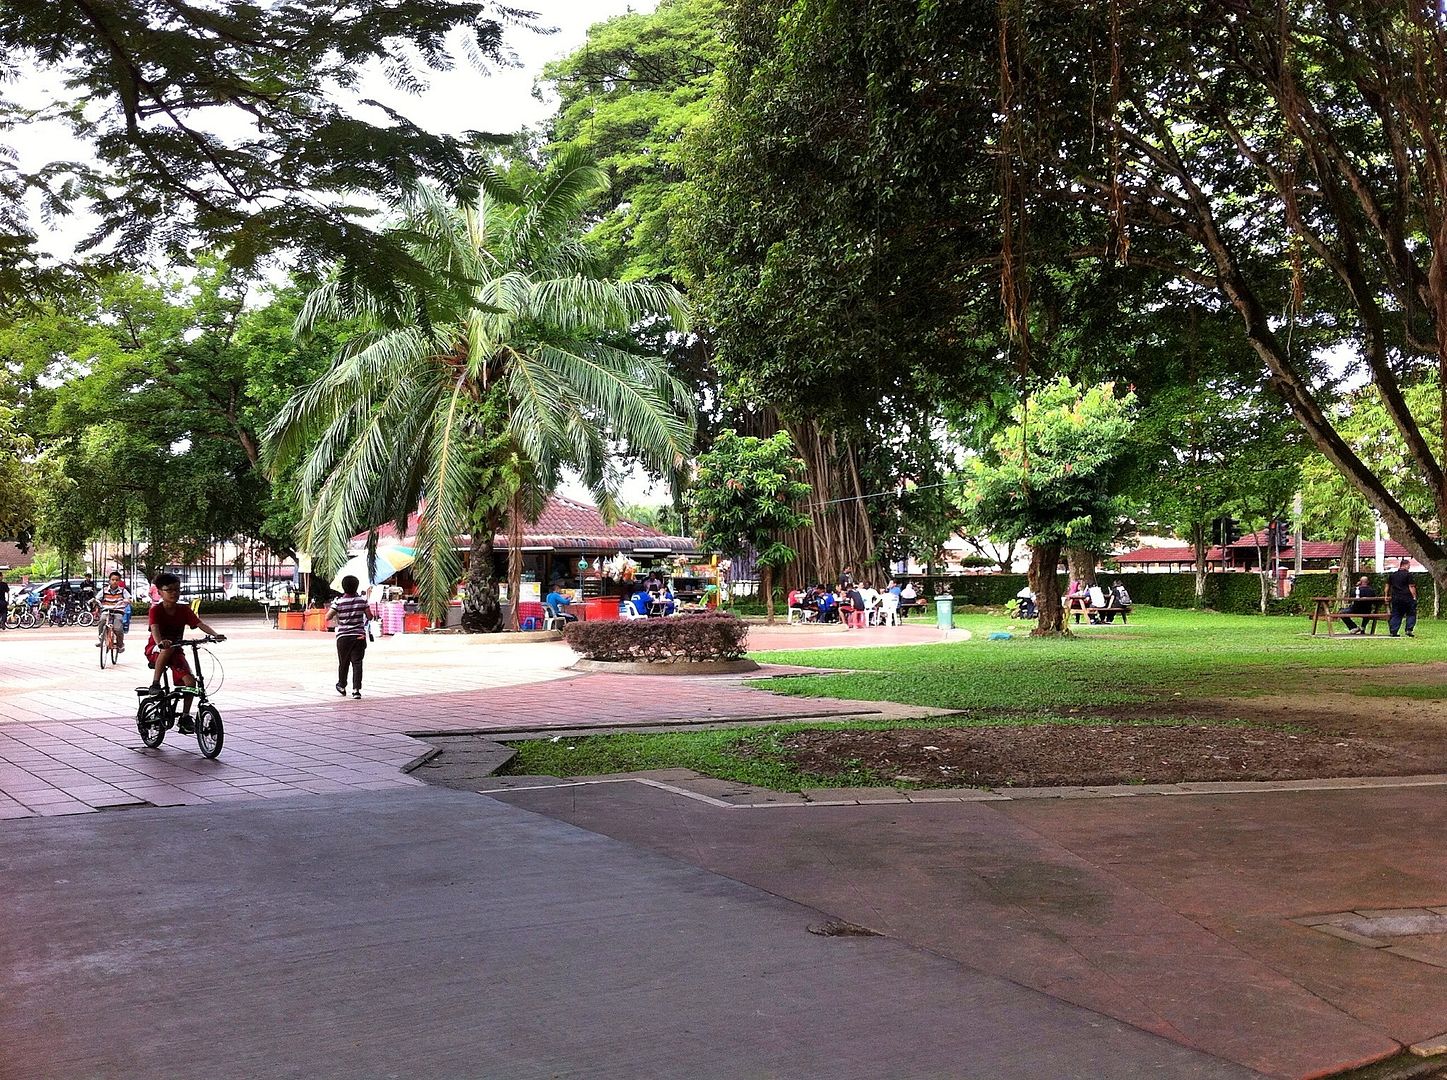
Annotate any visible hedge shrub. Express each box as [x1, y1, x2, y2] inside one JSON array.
[[919, 569, 1440, 617], [563, 613, 749, 663]]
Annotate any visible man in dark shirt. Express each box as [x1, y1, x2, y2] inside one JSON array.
[[1339, 575, 1379, 635], [1386, 558, 1417, 638]]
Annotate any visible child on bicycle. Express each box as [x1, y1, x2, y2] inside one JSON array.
[[96, 571, 133, 652], [145, 572, 226, 731]]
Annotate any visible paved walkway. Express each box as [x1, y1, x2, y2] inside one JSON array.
[[0, 788, 1257, 1080], [492, 777, 1447, 1079], [0, 617, 944, 818]]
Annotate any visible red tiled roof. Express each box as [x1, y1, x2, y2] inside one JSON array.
[[1114, 545, 1225, 564], [0, 541, 31, 571], [1229, 533, 1410, 559], [352, 494, 698, 554], [1118, 537, 1412, 563]]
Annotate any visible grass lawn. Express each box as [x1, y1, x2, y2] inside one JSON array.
[[750, 606, 1447, 712], [504, 607, 1447, 788]]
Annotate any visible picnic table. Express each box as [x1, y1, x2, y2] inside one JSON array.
[[1309, 595, 1387, 637], [1065, 595, 1131, 624]]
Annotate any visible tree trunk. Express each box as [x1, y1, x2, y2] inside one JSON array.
[[762, 563, 775, 623], [1190, 521, 1208, 602], [1064, 547, 1098, 589], [460, 511, 502, 633], [1337, 535, 1355, 598], [770, 415, 876, 590], [1029, 540, 1068, 636], [505, 489, 523, 632]]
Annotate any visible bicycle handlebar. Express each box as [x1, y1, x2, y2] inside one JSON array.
[[167, 636, 227, 646]]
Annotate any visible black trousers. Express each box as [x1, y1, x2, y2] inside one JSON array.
[[337, 635, 367, 690]]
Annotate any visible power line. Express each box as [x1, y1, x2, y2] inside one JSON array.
[[808, 478, 955, 510]]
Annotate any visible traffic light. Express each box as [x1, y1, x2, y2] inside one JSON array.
[[1211, 516, 1241, 547]]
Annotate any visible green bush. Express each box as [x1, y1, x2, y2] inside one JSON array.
[[925, 568, 1440, 617], [564, 613, 749, 662]]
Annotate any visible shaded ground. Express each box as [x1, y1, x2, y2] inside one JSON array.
[[756, 662, 1447, 789]]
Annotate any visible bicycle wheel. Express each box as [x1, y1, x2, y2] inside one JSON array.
[[99, 627, 108, 669], [76, 608, 95, 628], [137, 698, 166, 748], [195, 704, 223, 759]]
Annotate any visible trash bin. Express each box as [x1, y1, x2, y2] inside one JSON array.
[[935, 596, 955, 629]]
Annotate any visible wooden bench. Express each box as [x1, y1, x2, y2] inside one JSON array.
[[1309, 596, 1387, 637]]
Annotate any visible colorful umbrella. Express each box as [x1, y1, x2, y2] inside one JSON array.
[[330, 545, 416, 590]]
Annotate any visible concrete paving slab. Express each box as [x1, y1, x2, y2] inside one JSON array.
[[490, 780, 1425, 1079], [0, 788, 1257, 1080]]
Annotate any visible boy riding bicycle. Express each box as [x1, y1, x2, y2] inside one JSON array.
[[145, 572, 226, 732], [96, 571, 132, 653]]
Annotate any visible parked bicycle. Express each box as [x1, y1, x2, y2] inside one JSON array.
[[135, 636, 226, 758]]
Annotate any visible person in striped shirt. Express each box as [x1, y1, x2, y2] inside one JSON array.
[[329, 575, 371, 699]]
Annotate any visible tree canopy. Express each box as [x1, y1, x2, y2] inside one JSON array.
[[958, 379, 1138, 634], [0, 0, 526, 305]]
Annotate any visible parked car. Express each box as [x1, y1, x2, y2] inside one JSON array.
[[16, 578, 87, 600]]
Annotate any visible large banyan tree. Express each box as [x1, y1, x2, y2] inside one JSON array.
[[997, 0, 1447, 588]]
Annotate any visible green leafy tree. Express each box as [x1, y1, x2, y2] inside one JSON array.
[[1131, 380, 1300, 602], [1, 264, 336, 572], [0, 403, 37, 541], [688, 430, 811, 623], [269, 152, 695, 629], [958, 379, 1138, 635], [538, 0, 724, 285], [1301, 381, 1441, 592], [993, 1, 1447, 587], [0, 0, 523, 306]]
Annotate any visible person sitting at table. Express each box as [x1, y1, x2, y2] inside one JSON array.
[[1106, 579, 1133, 622], [544, 587, 578, 622], [631, 586, 656, 617], [899, 581, 917, 617], [858, 583, 880, 623], [654, 585, 677, 616], [1085, 583, 1109, 624], [1340, 575, 1379, 635], [816, 586, 839, 623], [843, 586, 867, 625]]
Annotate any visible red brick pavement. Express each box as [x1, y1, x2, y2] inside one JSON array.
[[0, 672, 884, 819]]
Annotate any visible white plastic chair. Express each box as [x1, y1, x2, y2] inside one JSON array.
[[880, 595, 900, 626], [620, 601, 644, 620], [543, 603, 570, 632]]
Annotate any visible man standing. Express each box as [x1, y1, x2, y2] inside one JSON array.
[[1387, 558, 1417, 638], [1339, 575, 1379, 635]]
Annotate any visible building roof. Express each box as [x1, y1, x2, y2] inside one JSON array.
[[353, 494, 699, 555], [0, 540, 33, 572], [1117, 537, 1412, 564], [1115, 545, 1225, 564]]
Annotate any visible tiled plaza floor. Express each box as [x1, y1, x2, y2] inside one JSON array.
[[0, 616, 948, 819]]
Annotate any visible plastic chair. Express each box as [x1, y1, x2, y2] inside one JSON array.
[[879, 596, 900, 626], [620, 601, 644, 620], [543, 603, 569, 631], [520, 616, 538, 631], [845, 608, 868, 629]]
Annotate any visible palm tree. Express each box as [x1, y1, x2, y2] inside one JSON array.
[[265, 152, 695, 629]]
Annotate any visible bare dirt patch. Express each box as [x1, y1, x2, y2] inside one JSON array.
[[772, 722, 1442, 788]]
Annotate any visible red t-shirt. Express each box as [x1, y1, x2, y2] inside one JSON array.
[[149, 602, 200, 645]]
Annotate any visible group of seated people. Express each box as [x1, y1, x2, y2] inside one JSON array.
[[786, 579, 916, 625], [1060, 578, 1134, 623], [543, 576, 679, 622]]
